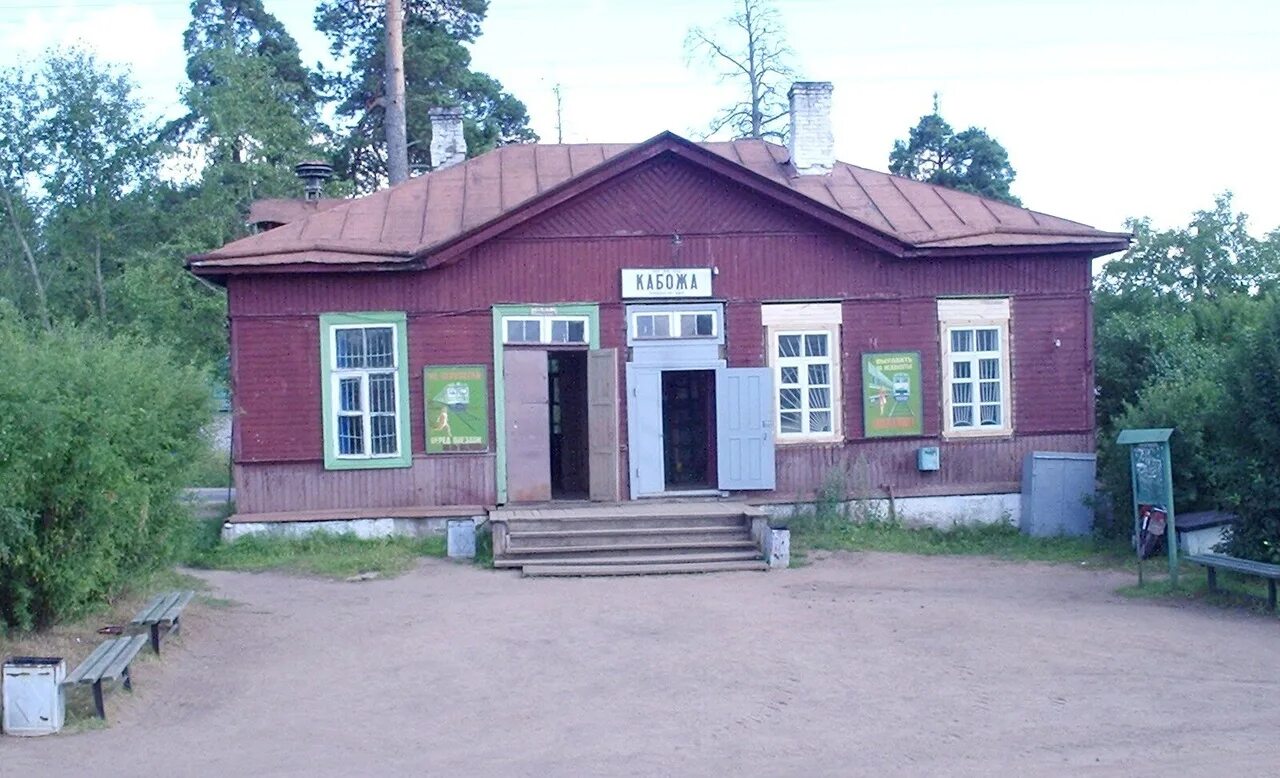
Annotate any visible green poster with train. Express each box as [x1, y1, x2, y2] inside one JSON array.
[[862, 352, 923, 437], [425, 366, 489, 453]]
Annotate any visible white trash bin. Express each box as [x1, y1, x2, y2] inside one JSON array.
[[3, 657, 66, 736], [764, 526, 791, 569], [447, 519, 476, 559]]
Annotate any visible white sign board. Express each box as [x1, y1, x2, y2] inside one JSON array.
[[621, 268, 713, 299]]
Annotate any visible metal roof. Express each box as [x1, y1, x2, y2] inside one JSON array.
[[190, 132, 1130, 274], [1116, 428, 1175, 445]]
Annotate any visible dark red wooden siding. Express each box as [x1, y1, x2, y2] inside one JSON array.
[[227, 155, 1095, 511]]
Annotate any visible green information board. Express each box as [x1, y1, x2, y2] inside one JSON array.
[[862, 352, 923, 437], [425, 366, 489, 453], [1117, 428, 1177, 586]]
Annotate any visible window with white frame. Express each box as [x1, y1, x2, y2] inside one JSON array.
[[331, 325, 400, 457], [320, 312, 410, 469], [939, 298, 1011, 435], [763, 303, 843, 442], [503, 315, 588, 345], [775, 332, 836, 436], [632, 309, 717, 340]]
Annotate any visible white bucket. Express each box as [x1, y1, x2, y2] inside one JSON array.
[[447, 519, 476, 558], [3, 657, 66, 736], [764, 527, 791, 569]]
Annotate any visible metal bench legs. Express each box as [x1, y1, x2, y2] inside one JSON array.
[[1204, 565, 1278, 610], [90, 663, 133, 721], [149, 616, 182, 655]]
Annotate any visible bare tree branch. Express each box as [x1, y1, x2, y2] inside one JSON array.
[[685, 0, 796, 141]]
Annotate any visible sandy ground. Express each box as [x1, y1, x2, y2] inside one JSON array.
[[4, 553, 1279, 777]]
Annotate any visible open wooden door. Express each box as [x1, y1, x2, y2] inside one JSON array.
[[587, 348, 620, 502], [716, 367, 776, 490], [626, 364, 665, 499], [503, 349, 551, 502]]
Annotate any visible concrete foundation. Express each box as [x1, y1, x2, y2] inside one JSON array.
[[757, 492, 1020, 530], [220, 515, 483, 543]]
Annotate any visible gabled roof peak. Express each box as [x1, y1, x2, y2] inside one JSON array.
[[190, 131, 1129, 276]]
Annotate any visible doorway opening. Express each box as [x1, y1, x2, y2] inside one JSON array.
[[548, 350, 589, 499], [661, 369, 717, 490]]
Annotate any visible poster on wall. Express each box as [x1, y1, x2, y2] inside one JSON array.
[[424, 366, 489, 453], [861, 352, 923, 437]]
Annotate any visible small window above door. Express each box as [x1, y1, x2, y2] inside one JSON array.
[[503, 315, 589, 345], [631, 309, 718, 340]]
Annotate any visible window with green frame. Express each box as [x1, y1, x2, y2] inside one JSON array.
[[319, 312, 412, 470]]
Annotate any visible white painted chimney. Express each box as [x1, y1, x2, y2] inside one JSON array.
[[428, 106, 466, 170], [788, 82, 834, 175]]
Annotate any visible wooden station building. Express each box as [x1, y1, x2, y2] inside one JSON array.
[[189, 83, 1128, 553]]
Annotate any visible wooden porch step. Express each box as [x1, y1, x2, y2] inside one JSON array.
[[498, 549, 763, 568], [501, 539, 758, 557], [522, 559, 770, 577], [506, 529, 751, 550], [508, 525, 747, 540], [490, 502, 764, 523], [503, 516, 749, 532]]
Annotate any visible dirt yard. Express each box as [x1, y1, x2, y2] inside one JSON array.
[[5, 553, 1279, 776]]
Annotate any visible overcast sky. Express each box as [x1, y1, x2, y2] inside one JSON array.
[[0, 0, 1276, 235]]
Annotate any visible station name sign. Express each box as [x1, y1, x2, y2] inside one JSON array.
[[621, 267, 713, 299]]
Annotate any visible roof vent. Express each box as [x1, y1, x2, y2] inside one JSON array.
[[294, 161, 333, 201]]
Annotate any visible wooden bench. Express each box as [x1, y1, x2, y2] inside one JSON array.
[[64, 634, 148, 720], [1185, 554, 1280, 610], [130, 590, 194, 654]]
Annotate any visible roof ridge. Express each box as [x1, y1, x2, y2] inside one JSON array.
[[189, 132, 1128, 271]]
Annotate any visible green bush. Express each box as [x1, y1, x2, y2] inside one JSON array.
[[1095, 353, 1229, 538], [1222, 297, 1280, 562], [0, 315, 212, 631]]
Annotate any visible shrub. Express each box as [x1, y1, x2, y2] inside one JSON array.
[[1095, 359, 1228, 538], [0, 316, 211, 631], [1222, 297, 1280, 562]]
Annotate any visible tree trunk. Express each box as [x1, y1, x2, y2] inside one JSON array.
[[745, 0, 762, 137], [0, 185, 52, 330], [384, 0, 410, 185], [94, 236, 107, 318]]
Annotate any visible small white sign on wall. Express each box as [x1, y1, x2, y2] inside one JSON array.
[[621, 268, 713, 299]]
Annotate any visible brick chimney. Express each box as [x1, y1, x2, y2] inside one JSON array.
[[788, 82, 834, 175], [429, 106, 467, 170]]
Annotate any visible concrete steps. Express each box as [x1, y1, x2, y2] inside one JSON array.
[[495, 539, 758, 559], [523, 559, 771, 577], [491, 502, 771, 577], [494, 548, 763, 569]]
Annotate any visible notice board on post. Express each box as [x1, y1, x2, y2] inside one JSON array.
[[861, 352, 923, 437], [425, 365, 489, 453]]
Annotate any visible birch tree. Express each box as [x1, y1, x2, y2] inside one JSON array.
[[0, 68, 51, 328]]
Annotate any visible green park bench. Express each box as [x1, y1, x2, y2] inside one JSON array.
[[1185, 554, 1280, 610], [64, 634, 148, 721], [130, 591, 195, 654]]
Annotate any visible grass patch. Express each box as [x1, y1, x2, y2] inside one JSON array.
[[473, 525, 494, 568], [789, 513, 1131, 566], [1117, 565, 1280, 616], [0, 566, 211, 687], [783, 465, 1131, 567], [188, 532, 447, 579]]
